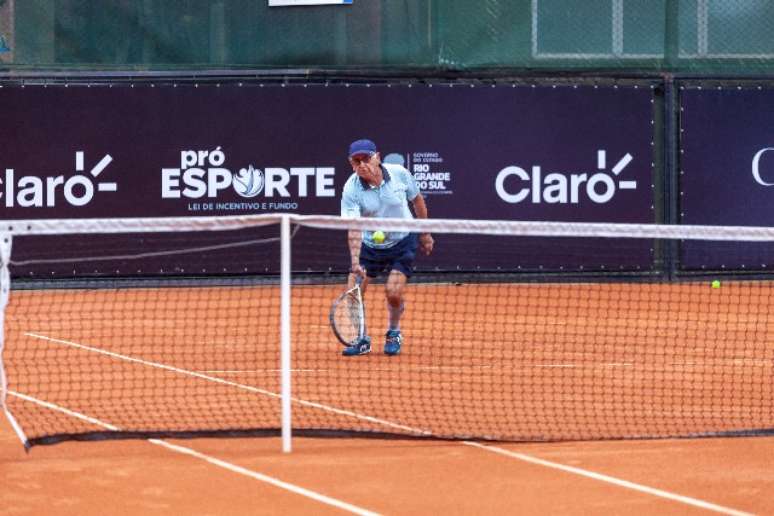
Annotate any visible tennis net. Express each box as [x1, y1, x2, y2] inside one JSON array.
[[2, 214, 774, 449]]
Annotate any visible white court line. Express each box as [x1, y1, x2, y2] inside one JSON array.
[[202, 369, 333, 374], [8, 390, 379, 516], [533, 363, 634, 369], [25, 332, 428, 437], [10, 390, 121, 431], [461, 441, 753, 516], [202, 363, 635, 375], [204, 358, 773, 376], [200, 366, 497, 374], [22, 332, 753, 515]]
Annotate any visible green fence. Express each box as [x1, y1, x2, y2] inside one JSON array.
[[1, 0, 773, 74]]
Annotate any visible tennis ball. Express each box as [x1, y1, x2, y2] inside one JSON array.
[[711, 280, 721, 289], [372, 230, 385, 244]]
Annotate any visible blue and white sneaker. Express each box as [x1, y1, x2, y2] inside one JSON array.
[[384, 330, 402, 356], [342, 336, 371, 356]]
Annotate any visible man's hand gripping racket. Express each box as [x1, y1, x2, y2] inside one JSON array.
[[329, 275, 366, 346]]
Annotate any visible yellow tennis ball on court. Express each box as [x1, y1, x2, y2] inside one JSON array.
[[711, 280, 721, 289], [372, 230, 385, 244]]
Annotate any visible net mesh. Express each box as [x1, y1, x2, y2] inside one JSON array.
[[2, 215, 774, 448], [7, 283, 281, 442]]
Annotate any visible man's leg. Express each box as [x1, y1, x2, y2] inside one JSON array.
[[385, 270, 406, 330], [384, 270, 407, 355]]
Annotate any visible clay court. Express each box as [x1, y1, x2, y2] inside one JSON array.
[[3, 1, 774, 514], [2, 281, 773, 514]]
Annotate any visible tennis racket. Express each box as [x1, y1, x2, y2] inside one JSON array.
[[329, 276, 366, 346]]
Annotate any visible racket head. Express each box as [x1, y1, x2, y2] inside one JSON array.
[[329, 277, 366, 346]]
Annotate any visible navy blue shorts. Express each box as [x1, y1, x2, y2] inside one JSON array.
[[359, 234, 418, 279]]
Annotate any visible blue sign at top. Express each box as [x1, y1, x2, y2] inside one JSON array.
[[269, 0, 352, 6]]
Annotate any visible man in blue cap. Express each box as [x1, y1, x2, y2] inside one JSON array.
[[340, 139, 434, 356]]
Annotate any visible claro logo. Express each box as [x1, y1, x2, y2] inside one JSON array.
[[495, 150, 636, 204], [1, 152, 116, 207], [752, 148, 774, 186]]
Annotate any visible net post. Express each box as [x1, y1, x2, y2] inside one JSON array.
[[280, 215, 292, 453], [0, 233, 29, 449]]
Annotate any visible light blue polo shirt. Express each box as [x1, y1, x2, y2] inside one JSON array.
[[340, 163, 420, 248]]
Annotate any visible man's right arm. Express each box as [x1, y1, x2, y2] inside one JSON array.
[[341, 180, 364, 279], [347, 229, 364, 279]]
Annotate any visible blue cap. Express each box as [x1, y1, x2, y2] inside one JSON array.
[[348, 139, 377, 158]]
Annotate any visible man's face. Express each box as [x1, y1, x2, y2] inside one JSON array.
[[349, 152, 381, 180]]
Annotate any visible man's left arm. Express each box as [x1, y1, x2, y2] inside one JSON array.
[[411, 193, 434, 255]]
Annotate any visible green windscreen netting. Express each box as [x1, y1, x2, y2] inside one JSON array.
[[1, 0, 773, 74]]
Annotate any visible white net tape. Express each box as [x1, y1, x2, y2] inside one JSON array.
[[3, 214, 774, 241]]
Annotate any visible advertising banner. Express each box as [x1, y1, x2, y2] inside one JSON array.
[[0, 83, 656, 277], [680, 86, 774, 271]]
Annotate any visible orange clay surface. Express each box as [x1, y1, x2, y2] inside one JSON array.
[[1, 281, 774, 514], [2, 416, 774, 515]]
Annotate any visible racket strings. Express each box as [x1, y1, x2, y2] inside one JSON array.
[[347, 292, 364, 333], [332, 289, 364, 344]]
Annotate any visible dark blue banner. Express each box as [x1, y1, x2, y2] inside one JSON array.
[[680, 86, 774, 271], [0, 82, 656, 277]]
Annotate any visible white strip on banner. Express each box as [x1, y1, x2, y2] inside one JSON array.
[[269, 0, 352, 6]]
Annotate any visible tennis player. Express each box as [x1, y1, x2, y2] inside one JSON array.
[[340, 138, 434, 356]]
